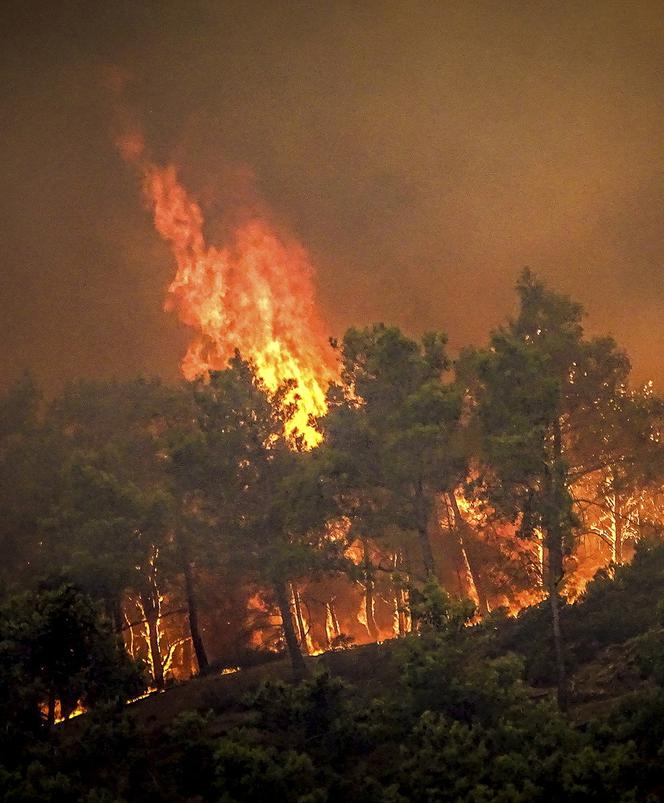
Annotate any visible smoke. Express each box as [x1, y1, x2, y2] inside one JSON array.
[[2, 2, 664, 391]]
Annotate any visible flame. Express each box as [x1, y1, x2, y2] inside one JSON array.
[[52, 701, 86, 725], [220, 666, 241, 676], [118, 133, 335, 445]]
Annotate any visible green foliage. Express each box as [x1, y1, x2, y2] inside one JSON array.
[[321, 324, 463, 576], [160, 710, 218, 798], [0, 587, 660, 801], [0, 583, 144, 769], [399, 623, 530, 726], [409, 580, 475, 633], [175, 355, 340, 583], [498, 539, 664, 684], [171, 355, 345, 673], [214, 738, 320, 803], [469, 269, 630, 548], [0, 374, 64, 593], [398, 705, 640, 802], [2, 274, 664, 799], [249, 670, 348, 739], [634, 628, 664, 685]]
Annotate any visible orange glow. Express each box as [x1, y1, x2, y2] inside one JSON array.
[[325, 601, 340, 646], [118, 134, 335, 445], [53, 701, 86, 724]]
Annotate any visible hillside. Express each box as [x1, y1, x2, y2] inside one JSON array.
[[33, 540, 664, 802]]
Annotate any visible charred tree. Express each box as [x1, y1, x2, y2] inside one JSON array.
[[274, 579, 307, 678], [325, 600, 342, 647], [174, 523, 209, 675], [141, 590, 164, 691], [290, 583, 310, 654], [414, 479, 436, 578], [46, 688, 57, 729], [138, 552, 165, 691], [182, 556, 209, 674], [446, 492, 491, 617], [361, 538, 380, 640], [105, 596, 124, 636], [608, 484, 624, 565], [544, 417, 569, 712]]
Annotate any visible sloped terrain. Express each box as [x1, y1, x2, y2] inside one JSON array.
[[38, 543, 664, 801]]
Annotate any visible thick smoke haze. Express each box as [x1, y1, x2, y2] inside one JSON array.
[[2, 0, 664, 391]]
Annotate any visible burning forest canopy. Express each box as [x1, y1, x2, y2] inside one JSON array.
[[5, 3, 664, 800], [2, 263, 664, 699]]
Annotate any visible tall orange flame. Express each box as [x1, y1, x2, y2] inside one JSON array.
[[118, 133, 335, 445]]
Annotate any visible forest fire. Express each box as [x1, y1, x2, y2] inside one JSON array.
[[8, 5, 664, 798], [73, 132, 664, 690], [6, 206, 664, 803], [118, 133, 336, 445]]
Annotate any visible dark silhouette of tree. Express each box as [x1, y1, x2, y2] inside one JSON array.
[[0, 582, 144, 731], [320, 324, 463, 598], [172, 354, 340, 676], [468, 269, 639, 709]]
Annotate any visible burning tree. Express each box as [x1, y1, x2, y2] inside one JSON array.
[[466, 269, 657, 709], [43, 378, 194, 689], [0, 582, 144, 731], [171, 354, 342, 676], [570, 382, 664, 574], [320, 324, 463, 588], [118, 134, 336, 447]]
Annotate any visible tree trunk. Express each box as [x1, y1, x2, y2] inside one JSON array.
[[399, 585, 411, 634], [325, 600, 341, 648], [548, 417, 569, 711], [290, 583, 310, 654], [547, 540, 568, 711], [447, 493, 491, 616], [392, 573, 410, 637], [47, 688, 56, 728], [182, 557, 209, 674], [142, 594, 164, 691], [398, 551, 415, 632], [105, 596, 124, 635], [609, 489, 623, 564], [174, 524, 209, 676], [137, 546, 166, 690], [415, 480, 436, 578], [536, 531, 545, 588], [274, 580, 307, 677], [362, 538, 380, 640]]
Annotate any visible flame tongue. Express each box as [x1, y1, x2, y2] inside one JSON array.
[[126, 144, 334, 445]]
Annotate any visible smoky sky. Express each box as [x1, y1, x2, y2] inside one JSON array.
[[2, 0, 664, 392]]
